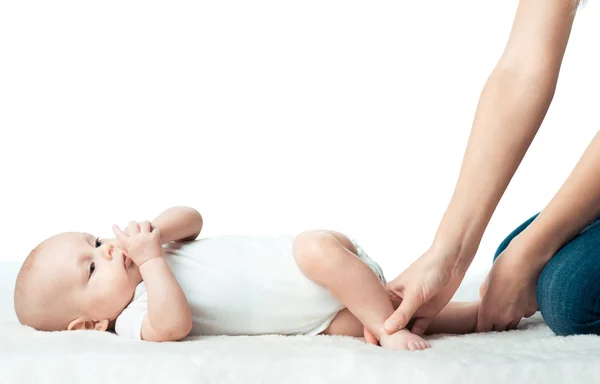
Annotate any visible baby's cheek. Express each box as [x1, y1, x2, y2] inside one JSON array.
[[113, 275, 135, 297], [101, 274, 126, 297]]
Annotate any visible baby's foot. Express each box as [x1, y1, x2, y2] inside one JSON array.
[[379, 328, 431, 351]]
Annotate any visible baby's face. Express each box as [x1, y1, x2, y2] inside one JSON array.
[[36, 232, 142, 327]]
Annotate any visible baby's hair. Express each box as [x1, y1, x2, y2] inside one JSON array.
[[13, 241, 65, 331], [14, 245, 41, 327]]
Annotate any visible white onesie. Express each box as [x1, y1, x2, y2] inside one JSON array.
[[114, 234, 385, 339]]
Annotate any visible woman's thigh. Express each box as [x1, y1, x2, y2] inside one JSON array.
[[494, 213, 600, 336]]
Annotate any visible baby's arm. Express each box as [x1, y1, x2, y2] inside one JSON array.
[[113, 222, 192, 342], [151, 206, 203, 244], [139, 257, 193, 342]]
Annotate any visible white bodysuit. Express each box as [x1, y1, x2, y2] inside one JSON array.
[[114, 234, 385, 339]]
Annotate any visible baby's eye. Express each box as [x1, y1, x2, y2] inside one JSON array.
[[89, 262, 96, 276], [95, 238, 102, 248]]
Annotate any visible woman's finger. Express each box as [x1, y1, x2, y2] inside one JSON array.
[[524, 311, 536, 318], [479, 274, 489, 298], [410, 318, 432, 337], [507, 319, 520, 330], [383, 292, 422, 333], [475, 304, 494, 333], [492, 323, 507, 332]]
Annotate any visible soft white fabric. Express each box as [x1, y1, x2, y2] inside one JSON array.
[[4, 262, 600, 383], [117, 235, 383, 339]]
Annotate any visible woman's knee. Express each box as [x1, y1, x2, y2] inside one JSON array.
[[537, 271, 600, 336], [536, 219, 600, 336]]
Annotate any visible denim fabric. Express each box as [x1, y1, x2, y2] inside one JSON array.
[[494, 212, 600, 336]]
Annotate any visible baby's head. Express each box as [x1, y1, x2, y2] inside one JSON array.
[[14, 232, 141, 332]]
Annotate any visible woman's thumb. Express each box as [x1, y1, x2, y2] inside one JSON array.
[[384, 296, 420, 333]]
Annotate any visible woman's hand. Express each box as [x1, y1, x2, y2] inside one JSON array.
[[379, 245, 467, 336], [476, 236, 540, 332]]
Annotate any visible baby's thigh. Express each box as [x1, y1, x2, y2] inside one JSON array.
[[291, 230, 352, 279], [292, 230, 384, 284]]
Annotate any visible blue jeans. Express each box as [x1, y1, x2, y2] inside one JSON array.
[[494, 212, 600, 336]]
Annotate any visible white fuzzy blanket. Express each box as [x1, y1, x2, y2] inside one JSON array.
[[2, 262, 600, 384]]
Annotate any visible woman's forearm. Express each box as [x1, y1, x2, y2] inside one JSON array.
[[514, 131, 600, 269], [432, 0, 576, 274], [434, 68, 557, 273]]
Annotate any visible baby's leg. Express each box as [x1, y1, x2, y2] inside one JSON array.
[[321, 308, 364, 337], [422, 301, 479, 335], [293, 230, 430, 351]]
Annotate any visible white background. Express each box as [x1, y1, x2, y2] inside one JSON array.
[[0, 0, 598, 279]]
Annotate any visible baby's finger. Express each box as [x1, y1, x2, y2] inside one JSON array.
[[151, 227, 162, 240], [125, 221, 140, 236], [139, 220, 152, 233], [112, 225, 128, 245]]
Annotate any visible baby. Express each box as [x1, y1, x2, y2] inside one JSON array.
[[14, 206, 479, 350]]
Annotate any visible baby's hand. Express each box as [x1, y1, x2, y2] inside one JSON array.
[[112, 221, 163, 267]]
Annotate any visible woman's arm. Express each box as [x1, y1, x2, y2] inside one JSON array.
[[435, 0, 576, 274], [476, 130, 600, 332], [511, 131, 600, 268], [383, 0, 578, 334], [151, 206, 203, 244]]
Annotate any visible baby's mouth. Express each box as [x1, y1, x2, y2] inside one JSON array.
[[124, 255, 132, 269]]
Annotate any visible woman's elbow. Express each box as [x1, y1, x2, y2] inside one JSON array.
[[496, 56, 560, 92], [491, 64, 558, 106]]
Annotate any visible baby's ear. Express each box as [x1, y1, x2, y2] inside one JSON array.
[[68, 318, 109, 332]]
